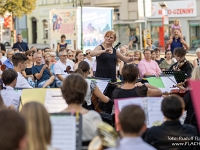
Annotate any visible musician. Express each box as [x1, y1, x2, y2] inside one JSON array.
[[112, 64, 162, 100], [169, 47, 193, 78], [90, 30, 135, 82], [75, 61, 109, 110]]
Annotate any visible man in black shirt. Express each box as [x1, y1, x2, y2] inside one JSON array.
[[12, 34, 29, 52]]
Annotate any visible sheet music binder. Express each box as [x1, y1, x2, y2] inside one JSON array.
[[50, 113, 82, 150], [163, 71, 187, 83]]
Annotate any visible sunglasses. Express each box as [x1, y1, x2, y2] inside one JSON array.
[[68, 55, 73, 57], [86, 52, 90, 55]]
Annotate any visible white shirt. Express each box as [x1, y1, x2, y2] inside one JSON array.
[[54, 60, 73, 81], [66, 59, 74, 70], [0, 56, 7, 63], [84, 58, 95, 69], [16, 72, 33, 88], [1, 86, 21, 109]]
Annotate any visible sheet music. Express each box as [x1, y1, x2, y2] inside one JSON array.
[[117, 97, 143, 111], [147, 97, 164, 128], [50, 115, 76, 150], [161, 76, 177, 88], [44, 89, 68, 113], [95, 80, 108, 93]]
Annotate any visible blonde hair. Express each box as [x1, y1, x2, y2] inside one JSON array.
[[43, 52, 51, 58], [133, 50, 142, 61], [126, 51, 134, 57], [196, 48, 200, 54], [191, 66, 200, 80], [174, 18, 179, 25], [20, 102, 51, 150]]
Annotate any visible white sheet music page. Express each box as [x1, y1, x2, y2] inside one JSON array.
[[44, 89, 68, 113], [147, 97, 164, 128], [50, 115, 76, 150], [160, 76, 177, 88], [95, 80, 108, 93], [117, 97, 143, 111]]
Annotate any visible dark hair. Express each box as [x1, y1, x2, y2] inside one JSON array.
[[122, 64, 139, 83], [119, 105, 145, 134], [61, 74, 87, 104], [61, 34, 66, 38], [12, 53, 28, 66], [161, 95, 185, 120], [44, 47, 50, 52], [2, 69, 18, 85], [75, 50, 83, 63], [13, 48, 19, 51], [143, 49, 151, 54], [173, 47, 186, 57], [37, 49, 43, 52], [59, 48, 67, 52], [165, 50, 171, 55], [74, 61, 90, 76], [154, 48, 160, 53], [151, 50, 156, 54], [0, 109, 26, 150], [25, 50, 33, 56]]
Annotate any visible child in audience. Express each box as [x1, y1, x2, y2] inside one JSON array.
[[0, 109, 26, 150], [170, 18, 182, 35], [61, 74, 102, 142], [20, 102, 55, 150], [145, 95, 198, 150], [1, 69, 21, 109], [107, 105, 156, 150]]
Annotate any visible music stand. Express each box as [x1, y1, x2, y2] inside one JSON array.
[[163, 71, 187, 83]]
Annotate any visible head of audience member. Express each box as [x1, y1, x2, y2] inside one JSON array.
[[151, 50, 156, 61], [124, 45, 129, 53], [85, 49, 92, 59], [44, 53, 51, 66], [126, 51, 134, 61], [118, 105, 146, 137], [17, 34, 23, 43], [120, 46, 126, 55], [20, 102, 51, 150], [191, 66, 200, 80], [13, 48, 20, 53], [74, 61, 90, 78], [50, 52, 57, 63], [7, 49, 14, 60], [30, 46, 37, 53], [161, 95, 185, 121], [25, 50, 33, 61], [61, 74, 87, 105], [146, 38, 153, 46], [59, 50, 67, 63], [173, 18, 180, 26], [154, 48, 161, 59], [173, 29, 181, 38], [44, 47, 50, 53], [104, 30, 117, 45], [165, 50, 172, 60], [133, 50, 142, 61], [61, 34, 66, 43], [195, 48, 200, 59], [2, 68, 18, 88], [35, 53, 43, 65], [12, 53, 28, 72], [75, 50, 84, 63], [122, 64, 139, 84], [67, 51, 74, 61], [37, 49, 44, 55], [143, 49, 151, 61], [0, 109, 26, 150], [173, 47, 186, 62]]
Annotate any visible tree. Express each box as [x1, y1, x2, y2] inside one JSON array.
[[0, 0, 36, 17]]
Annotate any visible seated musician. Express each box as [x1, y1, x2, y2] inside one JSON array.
[[169, 47, 193, 78], [75, 61, 109, 110], [138, 49, 161, 78], [145, 95, 198, 150], [112, 64, 162, 100], [54, 50, 73, 87], [61, 74, 102, 142]]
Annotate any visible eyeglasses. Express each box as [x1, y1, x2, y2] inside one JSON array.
[[68, 55, 73, 57]]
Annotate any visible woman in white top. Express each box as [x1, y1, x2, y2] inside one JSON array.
[[84, 49, 94, 77], [193, 48, 200, 67], [73, 50, 84, 71], [75, 61, 109, 109], [61, 74, 103, 141]]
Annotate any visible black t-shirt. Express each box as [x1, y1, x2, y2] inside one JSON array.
[[0, 43, 6, 51], [112, 85, 148, 100], [156, 58, 165, 65]]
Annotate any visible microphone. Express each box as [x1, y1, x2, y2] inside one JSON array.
[[113, 42, 121, 49]]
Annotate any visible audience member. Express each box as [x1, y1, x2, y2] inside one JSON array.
[[107, 105, 156, 150], [30, 46, 37, 53], [84, 49, 95, 77], [151, 50, 156, 61], [12, 34, 29, 51], [75, 61, 109, 110], [61, 74, 102, 141], [154, 48, 164, 64], [133, 50, 142, 66], [145, 95, 198, 150], [57, 34, 67, 52], [159, 50, 175, 71], [22, 50, 34, 80], [20, 102, 55, 150], [13, 53, 33, 88], [54, 50, 73, 87], [1, 69, 21, 109], [0, 50, 7, 63], [193, 48, 200, 67], [74, 50, 84, 70], [119, 46, 126, 55], [44, 53, 55, 75], [50, 52, 57, 64], [44, 47, 50, 53], [3, 49, 14, 69], [146, 38, 156, 50], [138, 49, 161, 77], [170, 18, 182, 35], [32, 53, 55, 88]]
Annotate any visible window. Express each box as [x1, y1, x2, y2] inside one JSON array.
[[189, 21, 200, 49], [64, 0, 73, 3], [43, 20, 48, 39]]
